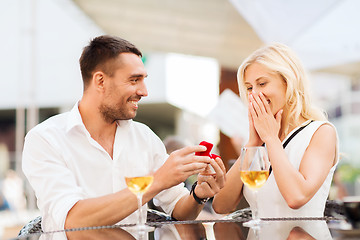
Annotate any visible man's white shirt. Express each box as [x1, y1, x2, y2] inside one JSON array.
[[22, 103, 188, 231]]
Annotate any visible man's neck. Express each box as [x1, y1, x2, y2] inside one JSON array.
[[78, 99, 117, 158]]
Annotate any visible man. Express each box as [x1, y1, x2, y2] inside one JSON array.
[[22, 35, 225, 231]]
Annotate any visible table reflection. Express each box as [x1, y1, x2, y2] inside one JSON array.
[[212, 221, 331, 240], [287, 226, 316, 240], [65, 227, 137, 240], [14, 219, 343, 240], [214, 222, 247, 240], [154, 220, 332, 240], [155, 223, 206, 240], [34, 227, 137, 240], [246, 220, 332, 240]]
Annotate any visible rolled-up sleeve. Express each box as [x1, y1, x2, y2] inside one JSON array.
[[153, 182, 189, 216]]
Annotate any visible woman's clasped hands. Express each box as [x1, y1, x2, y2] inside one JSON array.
[[247, 90, 283, 145]]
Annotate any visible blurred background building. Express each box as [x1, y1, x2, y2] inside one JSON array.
[[1, 0, 360, 234]]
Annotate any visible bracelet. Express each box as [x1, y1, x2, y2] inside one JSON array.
[[190, 181, 209, 204]]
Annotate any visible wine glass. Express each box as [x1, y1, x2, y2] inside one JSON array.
[[124, 159, 155, 233], [239, 146, 270, 228]]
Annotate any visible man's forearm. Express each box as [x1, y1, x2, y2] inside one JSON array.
[[65, 187, 157, 229]]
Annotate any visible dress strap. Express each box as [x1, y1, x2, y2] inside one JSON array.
[[269, 120, 314, 175], [282, 120, 314, 149]]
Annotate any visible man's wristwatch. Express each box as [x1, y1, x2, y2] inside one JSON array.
[[190, 181, 209, 204]]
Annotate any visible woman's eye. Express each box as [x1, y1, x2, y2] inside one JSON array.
[[259, 82, 267, 86], [246, 87, 252, 91]]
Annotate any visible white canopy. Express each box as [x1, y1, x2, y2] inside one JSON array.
[[230, 0, 360, 70]]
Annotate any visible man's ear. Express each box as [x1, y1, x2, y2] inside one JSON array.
[[92, 71, 105, 91]]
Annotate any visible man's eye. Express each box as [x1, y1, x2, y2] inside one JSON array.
[[131, 79, 138, 83], [259, 82, 266, 86], [246, 87, 252, 91]]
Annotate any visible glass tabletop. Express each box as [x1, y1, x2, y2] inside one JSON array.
[[11, 217, 358, 240]]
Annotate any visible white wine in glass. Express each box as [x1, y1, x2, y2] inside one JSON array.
[[125, 165, 154, 232], [239, 146, 270, 228], [240, 170, 269, 189], [125, 176, 154, 195]]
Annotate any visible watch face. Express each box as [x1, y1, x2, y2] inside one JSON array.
[[201, 198, 209, 204]]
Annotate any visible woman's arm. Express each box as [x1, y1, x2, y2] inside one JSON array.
[[212, 157, 244, 214], [212, 92, 264, 214], [266, 124, 337, 209]]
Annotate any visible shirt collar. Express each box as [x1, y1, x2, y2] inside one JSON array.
[[66, 101, 85, 133]]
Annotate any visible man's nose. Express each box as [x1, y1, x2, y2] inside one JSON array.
[[137, 82, 148, 97]]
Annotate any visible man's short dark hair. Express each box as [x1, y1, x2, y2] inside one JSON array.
[[79, 35, 142, 89]]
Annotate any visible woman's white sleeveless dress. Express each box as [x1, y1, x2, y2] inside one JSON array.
[[243, 120, 339, 218]]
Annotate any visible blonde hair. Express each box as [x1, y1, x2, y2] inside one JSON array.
[[237, 43, 326, 136]]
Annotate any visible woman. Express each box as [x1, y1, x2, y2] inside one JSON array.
[[212, 43, 339, 218]]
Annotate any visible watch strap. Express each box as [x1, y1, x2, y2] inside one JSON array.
[[190, 181, 209, 204]]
